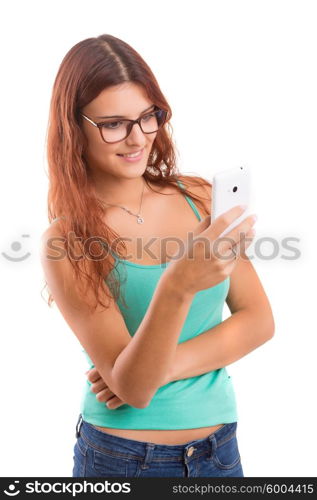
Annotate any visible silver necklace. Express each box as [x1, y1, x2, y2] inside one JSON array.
[[103, 178, 145, 224]]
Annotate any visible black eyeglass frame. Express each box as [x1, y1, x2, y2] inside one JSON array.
[[80, 106, 170, 144]]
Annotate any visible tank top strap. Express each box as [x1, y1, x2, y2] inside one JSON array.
[[176, 179, 202, 221]]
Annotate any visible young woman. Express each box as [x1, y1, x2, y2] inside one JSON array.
[[40, 34, 275, 478]]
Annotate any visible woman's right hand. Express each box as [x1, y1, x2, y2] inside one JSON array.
[[165, 205, 257, 296]]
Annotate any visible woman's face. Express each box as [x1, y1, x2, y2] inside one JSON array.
[[81, 82, 158, 179]]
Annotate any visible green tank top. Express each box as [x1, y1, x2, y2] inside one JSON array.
[[52, 179, 238, 429]]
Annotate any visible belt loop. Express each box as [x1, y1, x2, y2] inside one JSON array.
[[207, 433, 217, 461], [75, 414, 83, 438], [141, 443, 155, 470]]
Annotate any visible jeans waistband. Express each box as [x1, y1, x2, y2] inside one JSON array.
[[75, 414, 238, 465]]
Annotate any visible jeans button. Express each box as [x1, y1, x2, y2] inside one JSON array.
[[187, 446, 196, 457]]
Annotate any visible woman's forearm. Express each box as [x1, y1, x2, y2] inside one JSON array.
[[167, 307, 275, 382], [112, 271, 194, 407], [92, 308, 273, 406]]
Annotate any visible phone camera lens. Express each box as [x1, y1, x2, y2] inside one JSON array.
[[233, 186, 238, 192]]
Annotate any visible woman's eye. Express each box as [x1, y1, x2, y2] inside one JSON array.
[[141, 112, 155, 122], [102, 121, 122, 129]]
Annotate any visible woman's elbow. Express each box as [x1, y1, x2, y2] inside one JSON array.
[[251, 306, 275, 342], [263, 311, 275, 340], [115, 381, 152, 409], [268, 307, 275, 337]]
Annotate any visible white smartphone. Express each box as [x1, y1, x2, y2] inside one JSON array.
[[211, 166, 252, 237]]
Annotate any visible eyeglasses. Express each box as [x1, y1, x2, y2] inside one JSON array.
[[80, 106, 170, 144]]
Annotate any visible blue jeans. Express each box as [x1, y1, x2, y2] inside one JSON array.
[[72, 414, 244, 477]]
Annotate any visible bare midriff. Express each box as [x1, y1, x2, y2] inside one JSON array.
[[92, 424, 225, 445]]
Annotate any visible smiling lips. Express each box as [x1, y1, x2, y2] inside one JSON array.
[[117, 148, 144, 158]]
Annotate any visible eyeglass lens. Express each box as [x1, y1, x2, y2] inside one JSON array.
[[100, 109, 167, 143]]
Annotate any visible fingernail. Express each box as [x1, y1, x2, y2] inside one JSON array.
[[252, 215, 257, 222], [240, 204, 248, 211]]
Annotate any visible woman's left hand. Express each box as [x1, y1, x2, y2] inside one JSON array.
[[86, 367, 126, 410]]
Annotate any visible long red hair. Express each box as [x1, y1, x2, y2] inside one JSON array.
[[43, 34, 211, 311]]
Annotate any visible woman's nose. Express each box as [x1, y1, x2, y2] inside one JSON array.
[[126, 122, 147, 145]]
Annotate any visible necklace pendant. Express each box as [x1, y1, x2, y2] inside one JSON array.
[[137, 216, 144, 224]]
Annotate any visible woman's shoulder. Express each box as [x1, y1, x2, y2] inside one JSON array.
[[41, 216, 66, 245], [177, 173, 212, 190]]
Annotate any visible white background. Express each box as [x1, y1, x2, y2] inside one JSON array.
[[0, 0, 316, 477]]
